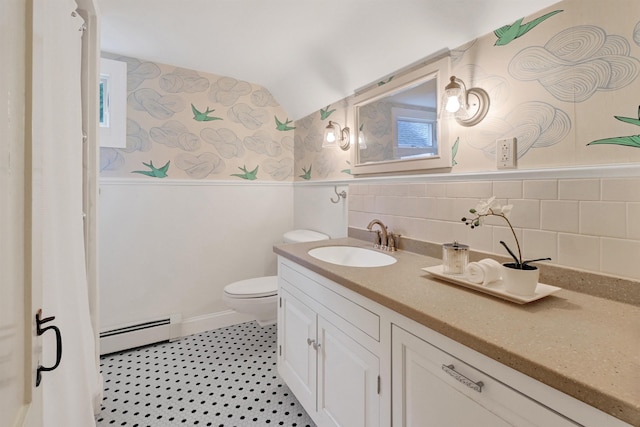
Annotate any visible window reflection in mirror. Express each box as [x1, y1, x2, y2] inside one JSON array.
[[353, 55, 451, 175]]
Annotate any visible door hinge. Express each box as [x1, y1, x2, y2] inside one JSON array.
[[279, 345, 282, 356], [377, 375, 381, 394], [279, 297, 282, 308]]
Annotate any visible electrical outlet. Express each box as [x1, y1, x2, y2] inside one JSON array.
[[496, 137, 517, 169]]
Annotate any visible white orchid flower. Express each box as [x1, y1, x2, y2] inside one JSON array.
[[498, 204, 513, 217], [474, 197, 496, 215]]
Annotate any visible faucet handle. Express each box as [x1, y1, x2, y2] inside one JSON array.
[[388, 233, 400, 251]]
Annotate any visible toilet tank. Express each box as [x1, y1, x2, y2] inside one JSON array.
[[283, 229, 330, 243]]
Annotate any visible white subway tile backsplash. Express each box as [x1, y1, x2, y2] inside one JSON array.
[[523, 180, 558, 200], [349, 177, 639, 281], [558, 233, 600, 271], [349, 184, 367, 195], [425, 182, 447, 197], [601, 238, 640, 280], [493, 226, 523, 260], [601, 178, 640, 202], [540, 200, 579, 233], [506, 199, 540, 229], [445, 181, 493, 198], [522, 230, 557, 264], [433, 198, 457, 221], [364, 195, 376, 212], [401, 217, 431, 242], [348, 194, 365, 212], [381, 184, 408, 197], [492, 180, 523, 200], [465, 224, 493, 253], [407, 183, 427, 197], [558, 179, 600, 201], [580, 201, 626, 238], [428, 220, 458, 244], [628, 203, 640, 239]]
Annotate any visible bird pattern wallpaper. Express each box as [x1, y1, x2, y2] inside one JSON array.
[[100, 57, 295, 181], [101, 0, 640, 182], [294, 0, 640, 180]]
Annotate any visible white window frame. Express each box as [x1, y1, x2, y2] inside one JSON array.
[[99, 58, 127, 148]]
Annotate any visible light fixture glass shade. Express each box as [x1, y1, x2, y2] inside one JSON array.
[[443, 76, 465, 113], [441, 75, 490, 127], [322, 123, 338, 148], [322, 121, 350, 150]]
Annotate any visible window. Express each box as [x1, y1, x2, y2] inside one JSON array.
[[392, 106, 437, 158], [396, 118, 435, 148], [99, 58, 127, 148]]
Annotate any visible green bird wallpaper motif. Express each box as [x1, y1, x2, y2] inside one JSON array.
[[191, 104, 222, 121], [231, 164, 259, 180], [451, 137, 460, 166], [588, 105, 640, 148], [494, 10, 563, 46], [299, 165, 312, 180], [132, 160, 170, 178], [341, 160, 352, 175], [320, 105, 335, 120], [275, 116, 296, 131]]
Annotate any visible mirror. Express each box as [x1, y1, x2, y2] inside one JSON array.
[[353, 55, 451, 175]]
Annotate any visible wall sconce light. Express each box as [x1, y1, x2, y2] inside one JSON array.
[[443, 76, 490, 127], [322, 120, 351, 150]]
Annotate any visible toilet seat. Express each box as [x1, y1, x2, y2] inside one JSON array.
[[223, 276, 278, 299]]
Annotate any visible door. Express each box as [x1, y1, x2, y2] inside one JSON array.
[[277, 288, 317, 412], [0, 0, 43, 425], [1, 0, 101, 426], [317, 317, 380, 427]]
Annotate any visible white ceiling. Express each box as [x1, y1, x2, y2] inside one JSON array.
[[98, 0, 560, 120]]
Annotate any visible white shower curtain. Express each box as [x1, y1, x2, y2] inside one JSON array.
[[38, 0, 102, 425]]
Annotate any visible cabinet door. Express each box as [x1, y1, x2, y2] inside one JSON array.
[[317, 317, 380, 427], [392, 325, 578, 427], [277, 289, 317, 412]]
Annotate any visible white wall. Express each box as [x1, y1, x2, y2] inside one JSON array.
[[293, 183, 349, 239], [99, 180, 293, 333]]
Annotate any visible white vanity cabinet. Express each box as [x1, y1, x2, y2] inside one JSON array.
[[277, 260, 381, 427], [391, 325, 579, 427], [276, 256, 633, 427]]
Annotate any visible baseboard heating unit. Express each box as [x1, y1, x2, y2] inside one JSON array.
[[100, 314, 181, 355]]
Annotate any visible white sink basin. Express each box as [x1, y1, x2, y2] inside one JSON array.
[[308, 246, 397, 267]]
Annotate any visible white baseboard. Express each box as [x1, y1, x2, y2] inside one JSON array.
[[180, 310, 256, 337], [99, 310, 255, 355]]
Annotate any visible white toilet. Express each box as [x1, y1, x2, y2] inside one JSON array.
[[223, 229, 329, 326]]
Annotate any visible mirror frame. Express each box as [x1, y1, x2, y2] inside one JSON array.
[[352, 55, 452, 175]]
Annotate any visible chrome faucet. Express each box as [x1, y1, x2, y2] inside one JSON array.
[[367, 219, 398, 251]]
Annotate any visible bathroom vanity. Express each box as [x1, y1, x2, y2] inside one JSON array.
[[274, 238, 638, 427]]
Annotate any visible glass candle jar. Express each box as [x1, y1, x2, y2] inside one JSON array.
[[442, 241, 469, 275]]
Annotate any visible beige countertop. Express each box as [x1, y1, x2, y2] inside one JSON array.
[[274, 237, 640, 427]]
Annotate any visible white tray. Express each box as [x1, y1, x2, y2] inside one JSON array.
[[422, 265, 561, 304]]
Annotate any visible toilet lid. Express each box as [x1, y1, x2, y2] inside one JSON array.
[[224, 276, 278, 298], [283, 229, 330, 243]]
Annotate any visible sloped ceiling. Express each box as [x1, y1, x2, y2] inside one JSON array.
[[98, 0, 561, 120]]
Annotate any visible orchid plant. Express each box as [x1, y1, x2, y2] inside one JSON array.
[[461, 197, 550, 269]]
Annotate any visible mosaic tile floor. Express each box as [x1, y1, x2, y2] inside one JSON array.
[[96, 321, 316, 427]]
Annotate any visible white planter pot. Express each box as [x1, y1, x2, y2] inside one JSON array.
[[501, 263, 539, 296]]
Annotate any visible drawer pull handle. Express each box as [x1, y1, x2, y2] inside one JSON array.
[[442, 364, 484, 393]]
